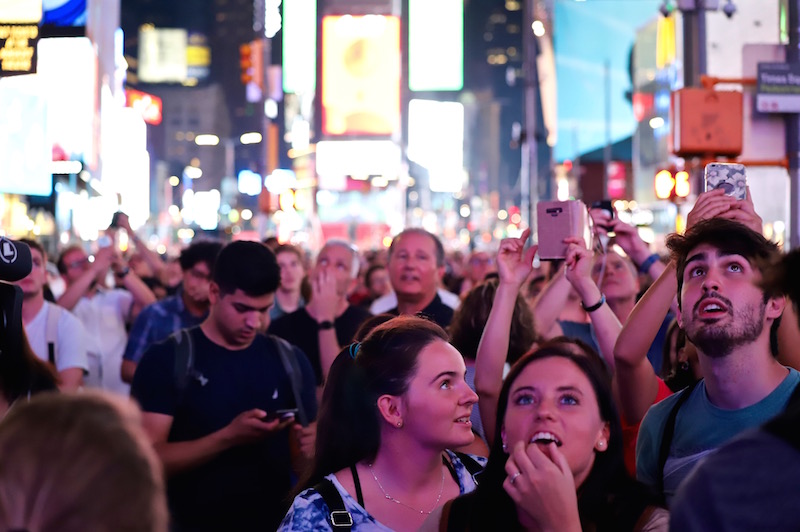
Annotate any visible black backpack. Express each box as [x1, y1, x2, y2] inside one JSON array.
[[171, 328, 309, 426]]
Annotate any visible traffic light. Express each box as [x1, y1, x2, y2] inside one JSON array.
[[239, 43, 253, 85], [654, 167, 690, 201]]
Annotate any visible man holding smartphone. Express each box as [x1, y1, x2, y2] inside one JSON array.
[[131, 241, 318, 531]]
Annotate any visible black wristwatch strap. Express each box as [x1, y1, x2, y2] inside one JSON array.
[[318, 320, 335, 330], [581, 294, 606, 313]]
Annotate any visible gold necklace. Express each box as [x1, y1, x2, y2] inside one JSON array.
[[367, 463, 445, 515]]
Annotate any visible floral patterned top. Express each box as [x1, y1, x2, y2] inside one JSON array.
[[278, 450, 487, 531]]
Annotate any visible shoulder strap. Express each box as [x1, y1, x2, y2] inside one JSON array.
[[45, 303, 62, 367], [350, 465, 364, 508], [172, 328, 194, 397], [270, 334, 310, 427], [313, 479, 353, 530], [656, 378, 700, 499]]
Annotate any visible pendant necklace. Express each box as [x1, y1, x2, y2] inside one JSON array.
[[367, 463, 445, 515]]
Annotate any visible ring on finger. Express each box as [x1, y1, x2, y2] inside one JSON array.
[[510, 472, 522, 485]]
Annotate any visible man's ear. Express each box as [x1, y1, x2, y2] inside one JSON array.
[[766, 294, 786, 320], [208, 282, 220, 305]]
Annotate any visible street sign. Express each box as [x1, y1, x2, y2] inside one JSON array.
[[756, 62, 800, 113]]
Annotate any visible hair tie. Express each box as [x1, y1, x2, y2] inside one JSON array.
[[349, 342, 361, 359]]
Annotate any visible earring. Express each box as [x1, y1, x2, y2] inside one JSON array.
[[502, 441, 508, 453], [598, 440, 606, 449], [396, 420, 403, 428]]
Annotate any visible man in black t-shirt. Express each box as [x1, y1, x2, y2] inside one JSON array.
[[269, 239, 370, 388], [131, 241, 318, 531], [386, 228, 454, 328]]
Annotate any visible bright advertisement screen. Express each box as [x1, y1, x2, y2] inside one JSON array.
[[0, 0, 42, 22], [407, 99, 464, 192], [282, 0, 316, 94], [37, 37, 96, 165], [408, 0, 463, 91], [0, 76, 51, 196], [321, 15, 400, 136]]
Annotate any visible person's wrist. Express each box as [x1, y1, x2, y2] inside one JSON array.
[[637, 253, 660, 274], [317, 319, 335, 330], [581, 294, 606, 313], [115, 266, 130, 279]]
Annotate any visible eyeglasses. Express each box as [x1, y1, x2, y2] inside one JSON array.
[[65, 257, 89, 270]]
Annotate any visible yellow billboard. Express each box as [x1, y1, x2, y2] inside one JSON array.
[[321, 15, 400, 136]]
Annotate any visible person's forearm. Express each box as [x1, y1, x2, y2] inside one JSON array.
[[129, 231, 166, 280], [614, 262, 676, 369], [154, 429, 231, 476], [531, 267, 570, 338], [57, 269, 97, 310], [121, 359, 137, 384], [317, 329, 340, 383], [475, 283, 519, 447], [122, 272, 157, 308], [571, 279, 621, 372], [58, 368, 84, 392]]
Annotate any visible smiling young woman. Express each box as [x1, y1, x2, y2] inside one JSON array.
[[279, 316, 486, 532]]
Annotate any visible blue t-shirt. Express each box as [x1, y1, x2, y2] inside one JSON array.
[[123, 291, 207, 363], [131, 327, 318, 531], [278, 451, 486, 531], [636, 367, 800, 505]]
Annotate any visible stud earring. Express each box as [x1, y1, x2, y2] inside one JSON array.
[[502, 441, 508, 453], [396, 420, 403, 428]]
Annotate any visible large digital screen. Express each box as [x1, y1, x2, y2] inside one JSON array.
[[321, 15, 400, 136], [0, 76, 52, 196], [282, 0, 316, 94], [40, 0, 87, 37], [554, 1, 660, 161], [408, 0, 463, 91]]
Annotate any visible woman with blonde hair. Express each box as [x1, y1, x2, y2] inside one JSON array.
[[0, 392, 168, 532]]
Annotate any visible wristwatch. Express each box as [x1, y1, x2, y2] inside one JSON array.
[[318, 320, 335, 330]]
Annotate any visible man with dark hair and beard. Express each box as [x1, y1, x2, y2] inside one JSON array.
[[636, 217, 800, 505]]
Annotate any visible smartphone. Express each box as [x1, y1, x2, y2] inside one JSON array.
[[704, 162, 746, 200], [97, 235, 113, 248], [110, 211, 122, 228], [262, 409, 297, 422], [536, 200, 591, 260], [590, 200, 616, 235]]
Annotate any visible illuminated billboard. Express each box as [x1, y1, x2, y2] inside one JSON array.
[[41, 0, 87, 37], [126, 88, 163, 125], [0, 76, 51, 196], [321, 15, 400, 136], [282, 0, 316, 94], [138, 26, 188, 83], [408, 0, 463, 91], [407, 99, 465, 192]]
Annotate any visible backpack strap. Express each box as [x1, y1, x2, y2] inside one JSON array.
[[44, 303, 62, 367], [313, 478, 353, 530], [270, 335, 309, 427], [172, 328, 194, 397], [656, 378, 700, 499]]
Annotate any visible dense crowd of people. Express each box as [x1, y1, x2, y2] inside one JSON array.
[[1, 187, 800, 530]]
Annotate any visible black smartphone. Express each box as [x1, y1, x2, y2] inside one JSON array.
[[262, 408, 298, 422], [590, 200, 616, 235], [110, 211, 122, 228]]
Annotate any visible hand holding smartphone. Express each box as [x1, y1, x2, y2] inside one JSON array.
[[536, 200, 591, 260], [704, 162, 747, 200]]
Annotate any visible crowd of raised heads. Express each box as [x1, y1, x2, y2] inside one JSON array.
[[2, 187, 800, 530]]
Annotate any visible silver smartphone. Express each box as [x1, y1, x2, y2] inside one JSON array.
[[704, 162, 746, 200]]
